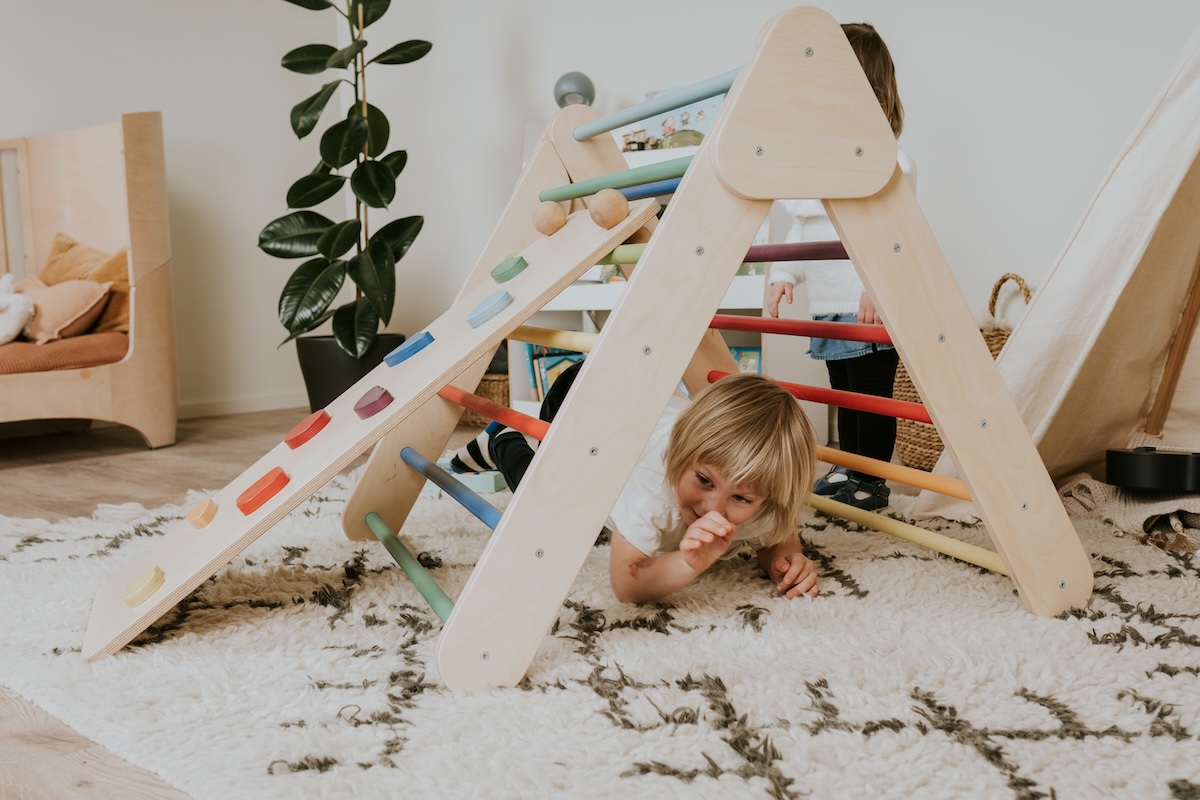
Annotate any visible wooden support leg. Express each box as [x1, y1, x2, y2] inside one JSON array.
[[825, 168, 1093, 615], [435, 150, 770, 691]]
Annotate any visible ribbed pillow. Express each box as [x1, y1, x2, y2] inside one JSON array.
[[37, 232, 130, 333], [14, 276, 113, 344]]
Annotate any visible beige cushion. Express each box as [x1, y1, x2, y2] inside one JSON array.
[[15, 276, 113, 344], [38, 232, 130, 333]]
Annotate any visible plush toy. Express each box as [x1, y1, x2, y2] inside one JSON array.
[[0, 273, 35, 345]]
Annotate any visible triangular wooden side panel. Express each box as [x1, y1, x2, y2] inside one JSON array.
[[82, 199, 658, 661]]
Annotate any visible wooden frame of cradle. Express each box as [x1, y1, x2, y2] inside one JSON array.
[[0, 112, 177, 449]]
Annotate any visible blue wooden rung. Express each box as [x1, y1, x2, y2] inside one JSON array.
[[400, 447, 503, 529]]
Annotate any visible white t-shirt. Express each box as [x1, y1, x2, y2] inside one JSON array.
[[607, 391, 773, 557]]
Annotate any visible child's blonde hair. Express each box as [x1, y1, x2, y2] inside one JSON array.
[[665, 373, 815, 547], [842, 22, 904, 138]]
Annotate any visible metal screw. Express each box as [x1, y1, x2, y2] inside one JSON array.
[[535, 548, 544, 558], [937, 334, 945, 343], [980, 420, 988, 429], [481, 651, 490, 661], [589, 447, 599, 456], [804, 47, 814, 57], [1020, 503, 1028, 511], [1059, 581, 1066, 589], [755, 146, 764, 156], [855, 147, 863, 157], [695, 246, 705, 256], [642, 346, 652, 355], [893, 243, 902, 253]]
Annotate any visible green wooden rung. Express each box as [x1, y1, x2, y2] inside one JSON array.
[[365, 512, 454, 622]]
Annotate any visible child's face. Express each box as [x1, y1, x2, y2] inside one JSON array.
[[676, 462, 764, 527]]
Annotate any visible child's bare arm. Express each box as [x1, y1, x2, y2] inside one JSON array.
[[609, 513, 734, 604]]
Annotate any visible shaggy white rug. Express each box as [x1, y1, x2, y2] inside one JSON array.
[[2, 470, 1199, 800]]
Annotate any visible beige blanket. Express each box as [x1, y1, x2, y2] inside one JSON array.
[[1058, 472, 1200, 551]]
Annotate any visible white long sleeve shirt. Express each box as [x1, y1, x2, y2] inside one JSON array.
[[768, 147, 917, 315]]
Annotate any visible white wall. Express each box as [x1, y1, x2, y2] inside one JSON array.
[[2, 1, 1198, 418]]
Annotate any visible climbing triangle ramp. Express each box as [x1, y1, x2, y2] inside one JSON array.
[[85, 6, 1093, 692], [81, 198, 659, 661], [427, 6, 1093, 691]]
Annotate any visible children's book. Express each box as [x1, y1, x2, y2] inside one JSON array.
[[525, 343, 586, 400], [730, 346, 762, 374]]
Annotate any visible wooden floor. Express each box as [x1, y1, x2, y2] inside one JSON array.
[[0, 409, 482, 799]]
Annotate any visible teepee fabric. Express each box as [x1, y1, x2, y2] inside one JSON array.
[[913, 21, 1200, 521]]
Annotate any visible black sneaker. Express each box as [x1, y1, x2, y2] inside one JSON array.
[[813, 465, 850, 496], [831, 476, 890, 511]]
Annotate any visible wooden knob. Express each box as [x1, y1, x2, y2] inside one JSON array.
[[533, 201, 567, 235], [589, 189, 629, 229]]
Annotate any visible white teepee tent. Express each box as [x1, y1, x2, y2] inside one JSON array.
[[913, 21, 1200, 521]]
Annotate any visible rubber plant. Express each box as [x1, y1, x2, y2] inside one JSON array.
[[258, 0, 431, 358]]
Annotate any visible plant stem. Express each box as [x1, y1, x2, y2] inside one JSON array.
[[354, 3, 369, 248]]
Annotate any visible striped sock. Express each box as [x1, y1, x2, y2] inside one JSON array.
[[449, 421, 503, 473]]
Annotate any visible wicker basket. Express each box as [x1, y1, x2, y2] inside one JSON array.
[[460, 373, 510, 427], [893, 273, 1031, 471]]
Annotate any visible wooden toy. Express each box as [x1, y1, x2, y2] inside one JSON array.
[[123, 564, 164, 608], [237, 467, 290, 515], [85, 8, 1092, 695], [186, 499, 218, 529], [284, 410, 330, 449], [588, 188, 630, 229], [532, 201, 567, 236]]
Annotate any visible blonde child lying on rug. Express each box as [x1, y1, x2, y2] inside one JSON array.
[[456, 363, 819, 603]]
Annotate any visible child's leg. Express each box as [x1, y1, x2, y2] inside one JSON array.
[[450, 420, 504, 473], [825, 358, 857, 453], [840, 348, 899, 473], [491, 361, 585, 490]]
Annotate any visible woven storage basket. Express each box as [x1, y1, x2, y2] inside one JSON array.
[[460, 373, 510, 427], [893, 273, 1031, 471]]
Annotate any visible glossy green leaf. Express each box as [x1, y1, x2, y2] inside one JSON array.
[[317, 219, 361, 259], [348, 237, 395, 324], [371, 40, 432, 65], [290, 81, 342, 139], [319, 116, 368, 168], [282, 44, 337, 74], [286, 173, 345, 208], [258, 210, 335, 258], [371, 216, 423, 262], [278, 257, 346, 334], [350, 0, 389, 29], [326, 40, 368, 70], [350, 160, 395, 208], [332, 299, 381, 358], [281, 0, 334, 10], [350, 103, 389, 156], [310, 159, 333, 174], [380, 150, 407, 178]]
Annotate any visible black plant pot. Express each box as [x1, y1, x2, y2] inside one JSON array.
[[295, 333, 407, 413]]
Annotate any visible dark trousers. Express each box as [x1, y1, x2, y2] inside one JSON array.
[[490, 361, 584, 491], [825, 347, 899, 481]]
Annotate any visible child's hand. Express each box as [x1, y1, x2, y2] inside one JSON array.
[[766, 282, 792, 318], [857, 291, 882, 325], [770, 552, 819, 599], [679, 511, 736, 574]]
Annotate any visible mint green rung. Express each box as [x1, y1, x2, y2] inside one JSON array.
[[598, 243, 647, 265], [366, 512, 454, 622], [539, 156, 692, 203]]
